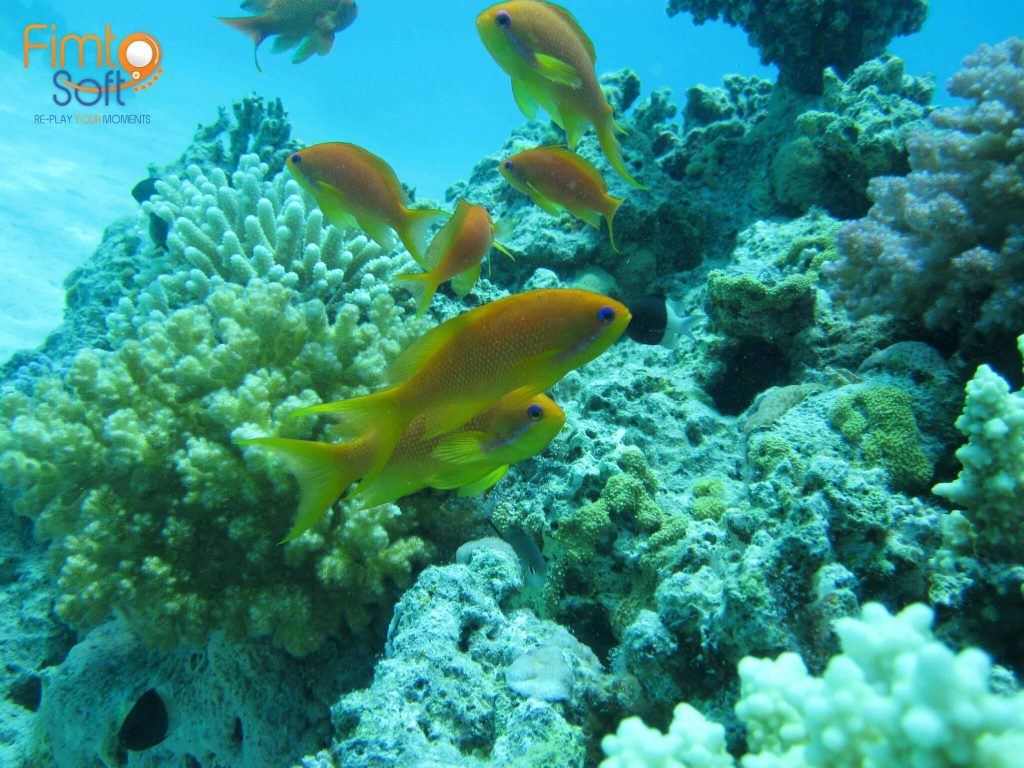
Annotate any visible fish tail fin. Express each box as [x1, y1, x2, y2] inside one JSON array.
[[217, 16, 267, 72], [604, 195, 625, 253], [398, 208, 448, 266], [394, 271, 438, 317], [237, 437, 365, 543], [597, 117, 646, 189], [289, 391, 405, 498]]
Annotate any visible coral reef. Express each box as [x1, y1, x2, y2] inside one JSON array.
[[302, 539, 620, 767], [828, 38, 1024, 355], [602, 602, 1024, 767], [0, 154, 435, 655], [666, 0, 928, 93]]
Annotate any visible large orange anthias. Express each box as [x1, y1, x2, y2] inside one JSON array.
[[476, 0, 644, 187], [239, 388, 565, 542], [284, 289, 631, 499]]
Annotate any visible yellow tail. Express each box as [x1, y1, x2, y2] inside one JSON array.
[[395, 271, 438, 317], [288, 390, 405, 499], [604, 196, 625, 252], [597, 117, 646, 189], [397, 208, 448, 267], [237, 437, 369, 543]]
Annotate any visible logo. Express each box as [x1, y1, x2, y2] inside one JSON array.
[[23, 24, 164, 107]]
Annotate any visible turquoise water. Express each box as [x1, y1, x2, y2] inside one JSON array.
[[2, 1, 1024, 767]]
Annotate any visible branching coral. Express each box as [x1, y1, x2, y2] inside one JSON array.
[[828, 38, 1024, 349], [933, 334, 1024, 562], [666, 0, 927, 93], [0, 154, 434, 655], [602, 603, 1024, 768]]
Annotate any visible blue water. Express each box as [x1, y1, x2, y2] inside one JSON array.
[[1, 0, 1019, 360]]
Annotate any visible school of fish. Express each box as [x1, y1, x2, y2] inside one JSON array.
[[223, 0, 646, 540]]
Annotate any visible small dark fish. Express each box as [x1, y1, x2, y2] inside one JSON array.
[[626, 294, 700, 349], [131, 177, 159, 203], [132, 176, 168, 249]]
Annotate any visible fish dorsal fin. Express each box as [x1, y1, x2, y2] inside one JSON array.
[[457, 465, 510, 497], [546, 2, 596, 64], [351, 145, 410, 206], [534, 53, 582, 88], [241, 0, 272, 12], [386, 309, 474, 384], [422, 201, 467, 270], [547, 147, 607, 188]]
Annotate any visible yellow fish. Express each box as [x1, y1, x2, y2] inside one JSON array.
[[476, 1, 644, 188], [287, 142, 447, 266], [292, 288, 631, 496], [500, 146, 624, 251], [240, 388, 565, 542], [395, 199, 513, 316], [218, 0, 358, 73]]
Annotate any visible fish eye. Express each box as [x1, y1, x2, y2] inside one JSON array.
[[527, 403, 543, 420], [503, 160, 514, 170], [598, 306, 616, 323], [290, 153, 302, 164], [496, 10, 511, 26]]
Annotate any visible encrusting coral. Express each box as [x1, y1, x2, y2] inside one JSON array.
[[0, 154, 436, 656]]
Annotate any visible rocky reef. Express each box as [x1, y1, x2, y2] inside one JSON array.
[[0, 13, 1022, 768]]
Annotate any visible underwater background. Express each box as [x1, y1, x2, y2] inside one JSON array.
[[2, 0, 1024, 765]]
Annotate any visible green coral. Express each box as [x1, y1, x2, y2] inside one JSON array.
[[688, 477, 727, 520], [706, 270, 815, 343], [0, 155, 434, 655], [830, 384, 933, 492]]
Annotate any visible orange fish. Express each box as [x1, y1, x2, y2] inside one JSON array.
[[291, 289, 631, 496], [500, 146, 624, 251], [287, 143, 447, 266], [395, 199, 513, 316], [240, 388, 564, 541], [476, 1, 644, 188], [218, 0, 358, 73]]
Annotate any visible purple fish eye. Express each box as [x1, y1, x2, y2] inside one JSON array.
[[496, 10, 511, 26], [503, 160, 514, 170], [527, 403, 543, 420], [598, 306, 616, 323], [290, 153, 302, 164]]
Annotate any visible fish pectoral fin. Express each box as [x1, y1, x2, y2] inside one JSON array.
[[525, 183, 563, 217], [492, 240, 516, 262], [512, 78, 539, 120], [356, 214, 397, 253], [562, 112, 587, 149], [431, 431, 489, 466], [293, 29, 334, 64], [533, 53, 582, 89], [449, 263, 481, 299], [272, 35, 302, 53], [310, 182, 359, 229], [456, 465, 510, 497]]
